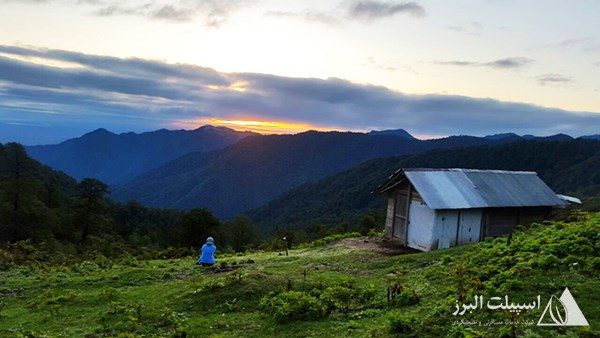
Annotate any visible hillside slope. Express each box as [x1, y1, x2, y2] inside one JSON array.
[[248, 139, 600, 232], [1, 212, 598, 337], [113, 131, 511, 218], [0, 142, 79, 242], [26, 126, 254, 185]]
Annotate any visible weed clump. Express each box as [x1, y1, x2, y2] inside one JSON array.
[[386, 311, 417, 336], [259, 291, 326, 322]]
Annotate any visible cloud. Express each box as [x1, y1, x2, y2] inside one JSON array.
[[486, 57, 534, 69], [363, 56, 397, 72], [267, 1, 424, 26], [77, 0, 106, 4], [1, 0, 52, 2], [90, 0, 253, 27], [437, 57, 534, 70], [0, 45, 228, 84], [93, 4, 149, 17], [538, 37, 600, 53], [151, 4, 196, 22], [346, 0, 425, 22], [437, 60, 478, 67], [448, 21, 483, 34], [0, 45, 599, 145], [266, 10, 342, 26], [536, 74, 573, 86]]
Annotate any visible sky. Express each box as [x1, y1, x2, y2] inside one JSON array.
[[0, 0, 599, 144]]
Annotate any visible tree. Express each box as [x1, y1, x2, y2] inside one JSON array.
[[77, 178, 110, 242], [223, 215, 257, 252], [357, 213, 378, 235], [177, 208, 220, 248], [0, 143, 40, 242]]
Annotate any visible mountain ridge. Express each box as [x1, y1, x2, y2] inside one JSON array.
[[112, 130, 537, 218], [26, 126, 256, 184], [247, 138, 600, 233]]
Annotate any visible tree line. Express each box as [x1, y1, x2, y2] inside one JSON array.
[[0, 143, 258, 257]]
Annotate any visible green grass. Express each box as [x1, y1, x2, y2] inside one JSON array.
[[1, 213, 599, 337]]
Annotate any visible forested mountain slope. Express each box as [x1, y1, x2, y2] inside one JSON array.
[[0, 142, 78, 242], [248, 139, 600, 232], [26, 126, 254, 184], [113, 131, 512, 218]]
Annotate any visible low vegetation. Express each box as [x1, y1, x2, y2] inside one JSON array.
[[1, 212, 598, 337]]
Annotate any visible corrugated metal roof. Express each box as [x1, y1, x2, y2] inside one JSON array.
[[400, 168, 565, 209]]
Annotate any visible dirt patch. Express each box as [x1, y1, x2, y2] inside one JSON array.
[[327, 235, 420, 256]]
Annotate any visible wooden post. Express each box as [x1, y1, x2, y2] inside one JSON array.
[[283, 236, 289, 256]]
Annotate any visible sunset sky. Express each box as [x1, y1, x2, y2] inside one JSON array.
[[1, 0, 599, 144]]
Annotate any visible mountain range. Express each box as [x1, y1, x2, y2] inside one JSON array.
[[111, 130, 530, 218], [26, 126, 254, 184], [23, 127, 599, 221], [247, 138, 600, 233]]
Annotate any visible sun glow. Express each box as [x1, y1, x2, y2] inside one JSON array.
[[205, 81, 248, 92], [173, 118, 335, 134], [0, 53, 86, 69]]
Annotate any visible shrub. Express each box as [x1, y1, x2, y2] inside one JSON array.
[[386, 311, 416, 336], [94, 254, 112, 269], [587, 257, 600, 270], [6, 240, 37, 265], [0, 249, 14, 271], [536, 254, 560, 269], [259, 291, 326, 322], [320, 286, 355, 312], [297, 232, 362, 249], [396, 289, 419, 306]]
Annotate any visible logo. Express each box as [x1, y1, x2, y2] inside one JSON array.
[[537, 287, 589, 326], [450, 287, 590, 328]]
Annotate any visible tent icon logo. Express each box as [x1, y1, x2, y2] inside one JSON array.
[[537, 288, 589, 326]]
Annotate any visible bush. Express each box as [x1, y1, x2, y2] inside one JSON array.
[[536, 254, 560, 269], [297, 232, 362, 249], [587, 257, 600, 270], [386, 311, 416, 336], [0, 249, 14, 271], [320, 286, 355, 312], [259, 291, 326, 322], [396, 289, 419, 306]]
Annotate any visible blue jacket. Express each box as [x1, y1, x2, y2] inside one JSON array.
[[199, 244, 216, 264]]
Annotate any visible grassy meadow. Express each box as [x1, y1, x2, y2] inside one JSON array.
[[1, 213, 599, 337]]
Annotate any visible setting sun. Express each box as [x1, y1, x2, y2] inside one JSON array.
[[173, 118, 335, 134]]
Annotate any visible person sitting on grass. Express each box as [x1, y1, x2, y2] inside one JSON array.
[[198, 237, 216, 267]]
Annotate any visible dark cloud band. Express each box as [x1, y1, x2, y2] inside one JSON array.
[[0, 45, 598, 144]]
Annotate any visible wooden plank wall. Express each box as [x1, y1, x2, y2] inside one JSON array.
[[484, 207, 552, 237], [385, 193, 395, 237]]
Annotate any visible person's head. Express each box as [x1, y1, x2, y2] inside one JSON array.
[[206, 237, 214, 245]]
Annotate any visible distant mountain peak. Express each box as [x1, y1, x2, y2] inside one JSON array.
[[83, 128, 116, 137], [540, 133, 574, 141], [26, 126, 255, 185], [368, 129, 416, 140], [196, 125, 219, 131], [579, 134, 600, 140], [483, 133, 520, 140], [194, 125, 258, 136]]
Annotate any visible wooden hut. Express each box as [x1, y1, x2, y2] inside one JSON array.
[[378, 168, 566, 251]]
